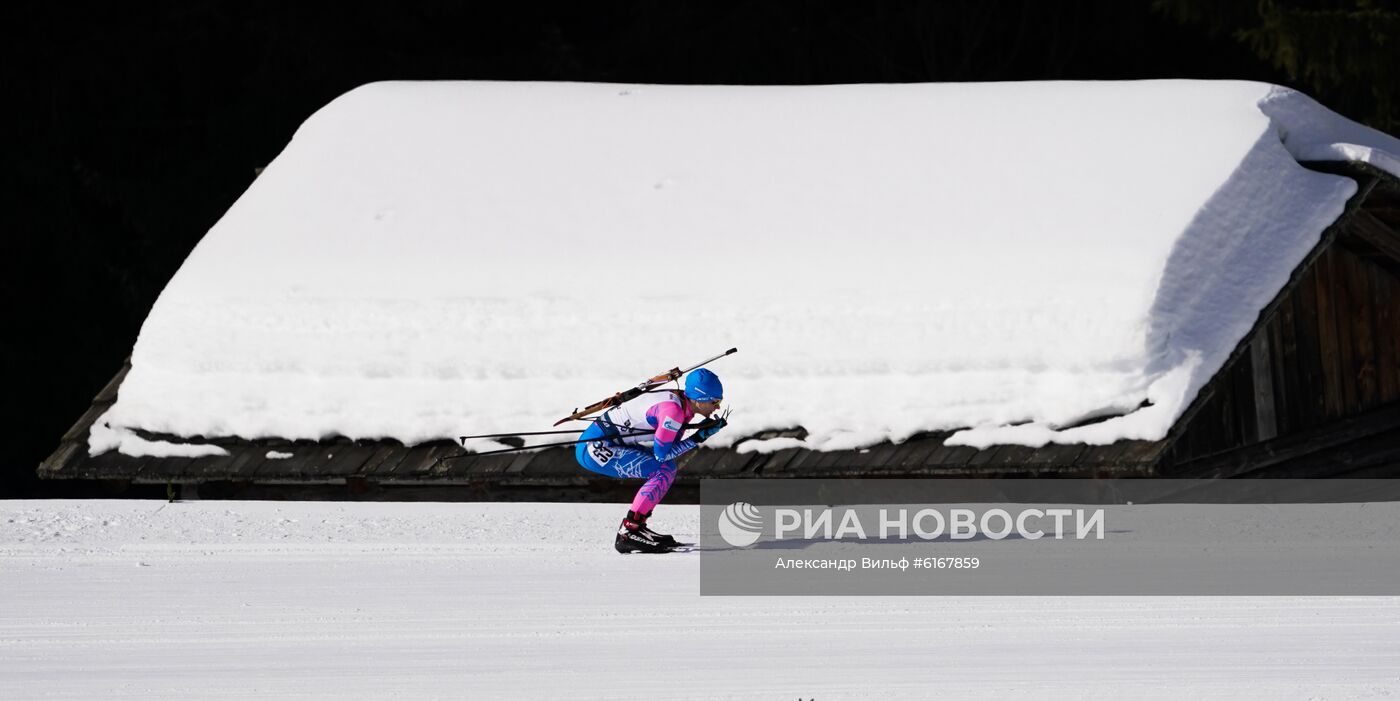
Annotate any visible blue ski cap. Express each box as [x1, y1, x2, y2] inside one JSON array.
[[684, 368, 724, 403]]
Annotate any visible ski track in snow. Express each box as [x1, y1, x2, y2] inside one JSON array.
[[2, 500, 1398, 699]]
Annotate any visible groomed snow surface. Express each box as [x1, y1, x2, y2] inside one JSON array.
[[3, 500, 1398, 699], [93, 80, 1400, 457]]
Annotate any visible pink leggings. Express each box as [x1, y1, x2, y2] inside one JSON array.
[[577, 438, 679, 513]]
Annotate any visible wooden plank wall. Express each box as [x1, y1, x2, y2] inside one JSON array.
[[1160, 227, 1400, 469]]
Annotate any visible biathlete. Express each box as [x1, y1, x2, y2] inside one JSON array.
[[574, 368, 727, 553]]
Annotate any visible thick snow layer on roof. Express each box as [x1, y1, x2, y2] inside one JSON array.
[[92, 80, 1400, 456]]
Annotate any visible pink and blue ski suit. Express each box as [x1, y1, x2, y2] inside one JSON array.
[[575, 391, 697, 514]]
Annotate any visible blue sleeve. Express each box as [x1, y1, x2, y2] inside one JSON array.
[[654, 437, 697, 464]]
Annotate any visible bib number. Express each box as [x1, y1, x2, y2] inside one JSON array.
[[589, 441, 615, 464]]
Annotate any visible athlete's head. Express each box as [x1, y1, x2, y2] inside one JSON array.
[[684, 368, 723, 416]]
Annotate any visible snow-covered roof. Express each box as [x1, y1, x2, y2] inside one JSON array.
[[92, 80, 1400, 456]]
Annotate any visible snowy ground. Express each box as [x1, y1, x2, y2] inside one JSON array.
[[2, 500, 1397, 700]]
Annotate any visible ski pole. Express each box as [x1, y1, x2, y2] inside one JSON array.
[[459, 386, 717, 443], [456, 428, 652, 449], [458, 428, 586, 442], [452, 417, 726, 456], [431, 416, 727, 475], [455, 436, 615, 457]]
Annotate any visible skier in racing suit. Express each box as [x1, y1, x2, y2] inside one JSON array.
[[575, 368, 726, 553]]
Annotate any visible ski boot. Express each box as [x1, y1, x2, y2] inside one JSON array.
[[615, 510, 672, 554], [638, 510, 684, 549]]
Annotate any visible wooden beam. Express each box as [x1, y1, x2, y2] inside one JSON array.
[[1238, 428, 1400, 478], [1341, 209, 1400, 265], [1165, 404, 1400, 478], [37, 442, 84, 477], [1249, 335, 1278, 441], [94, 360, 131, 404], [1329, 246, 1362, 415], [1372, 267, 1400, 404], [1313, 249, 1346, 421], [1347, 252, 1380, 410]]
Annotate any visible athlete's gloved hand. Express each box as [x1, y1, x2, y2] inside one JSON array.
[[693, 417, 727, 443]]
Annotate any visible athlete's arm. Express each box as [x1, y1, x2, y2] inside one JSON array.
[[650, 401, 697, 463]]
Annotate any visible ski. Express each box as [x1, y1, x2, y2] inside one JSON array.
[[616, 542, 696, 554]]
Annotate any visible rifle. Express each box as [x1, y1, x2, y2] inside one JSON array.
[[552, 347, 737, 426]]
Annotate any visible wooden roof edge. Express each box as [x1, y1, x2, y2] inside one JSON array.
[[124, 426, 422, 450], [57, 388, 119, 445], [1151, 162, 1389, 473], [38, 440, 86, 477], [93, 357, 132, 403], [46, 431, 1167, 482], [38, 357, 133, 479], [1299, 159, 1400, 188], [1307, 160, 1400, 268], [1336, 207, 1400, 274]]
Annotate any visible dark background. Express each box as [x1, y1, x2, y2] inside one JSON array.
[[4, 1, 1396, 497]]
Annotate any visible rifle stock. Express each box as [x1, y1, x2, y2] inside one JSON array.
[[552, 348, 737, 426]]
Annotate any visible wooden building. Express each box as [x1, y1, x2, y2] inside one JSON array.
[[38, 162, 1400, 498]]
